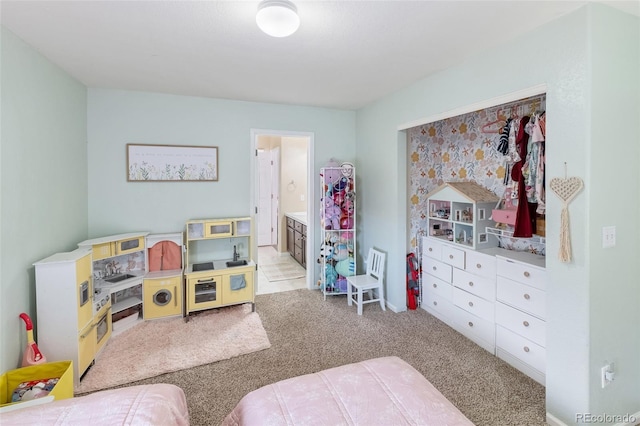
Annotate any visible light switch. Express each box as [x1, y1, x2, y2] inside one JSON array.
[[602, 226, 616, 248]]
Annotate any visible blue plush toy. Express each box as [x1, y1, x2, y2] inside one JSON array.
[[335, 257, 355, 277], [324, 263, 338, 290]]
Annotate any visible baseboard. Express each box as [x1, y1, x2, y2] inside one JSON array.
[[546, 412, 567, 426], [615, 410, 640, 426]]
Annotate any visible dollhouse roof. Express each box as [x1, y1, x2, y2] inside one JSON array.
[[426, 181, 499, 203]]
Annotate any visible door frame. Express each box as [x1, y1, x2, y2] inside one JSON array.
[[250, 129, 315, 291]]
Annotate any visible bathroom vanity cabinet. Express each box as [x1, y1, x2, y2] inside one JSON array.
[[286, 214, 307, 268], [184, 217, 256, 319]]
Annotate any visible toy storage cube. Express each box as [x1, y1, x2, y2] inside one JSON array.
[[0, 360, 73, 411]]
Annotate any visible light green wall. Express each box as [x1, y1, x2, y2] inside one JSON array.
[[87, 89, 355, 271], [587, 4, 640, 417], [355, 4, 639, 424], [0, 27, 88, 372]]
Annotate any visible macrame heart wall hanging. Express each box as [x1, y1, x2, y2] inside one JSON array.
[[549, 165, 584, 263]]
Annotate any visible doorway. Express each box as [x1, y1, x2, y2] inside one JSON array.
[[251, 130, 314, 295]]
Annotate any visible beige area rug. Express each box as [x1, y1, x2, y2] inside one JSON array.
[[260, 261, 305, 282], [76, 304, 270, 394]]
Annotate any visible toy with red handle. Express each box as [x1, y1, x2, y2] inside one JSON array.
[[19, 313, 47, 366]]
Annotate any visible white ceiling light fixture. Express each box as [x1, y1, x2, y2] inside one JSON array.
[[256, 0, 300, 38]]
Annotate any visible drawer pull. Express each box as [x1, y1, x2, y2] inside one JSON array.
[[432, 283, 437, 288], [449, 254, 454, 259], [468, 281, 474, 287], [468, 321, 474, 327], [432, 266, 437, 271], [523, 346, 530, 353], [428, 247, 433, 252], [524, 293, 531, 300], [468, 301, 474, 307], [433, 301, 438, 306], [524, 271, 531, 278], [476, 263, 482, 269], [523, 320, 530, 327]]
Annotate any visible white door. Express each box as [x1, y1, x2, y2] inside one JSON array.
[[257, 149, 272, 246], [270, 147, 280, 245]]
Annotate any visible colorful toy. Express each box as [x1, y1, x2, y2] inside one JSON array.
[[335, 277, 348, 292], [335, 257, 355, 277], [323, 197, 342, 230], [19, 313, 46, 367], [333, 243, 349, 261], [342, 198, 355, 216], [321, 159, 342, 184], [317, 243, 334, 263], [323, 263, 338, 289], [340, 216, 354, 229]]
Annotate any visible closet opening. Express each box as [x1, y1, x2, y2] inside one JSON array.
[[402, 85, 548, 386], [403, 86, 547, 257]]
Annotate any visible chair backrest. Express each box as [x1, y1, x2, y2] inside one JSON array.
[[365, 248, 385, 283]]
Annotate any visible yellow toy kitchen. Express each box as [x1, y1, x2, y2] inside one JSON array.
[[32, 217, 256, 388]]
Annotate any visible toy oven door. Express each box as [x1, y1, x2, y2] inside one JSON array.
[[95, 307, 112, 353]]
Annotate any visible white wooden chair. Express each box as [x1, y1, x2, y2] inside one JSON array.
[[347, 248, 386, 315]]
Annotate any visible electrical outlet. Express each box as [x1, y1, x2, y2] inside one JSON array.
[[601, 362, 615, 388], [602, 226, 616, 248]]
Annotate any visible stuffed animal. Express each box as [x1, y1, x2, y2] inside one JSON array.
[[321, 159, 342, 186], [335, 257, 355, 277], [323, 263, 338, 290], [323, 197, 341, 230], [317, 243, 334, 263], [333, 242, 349, 261], [340, 216, 354, 229], [335, 276, 348, 293]]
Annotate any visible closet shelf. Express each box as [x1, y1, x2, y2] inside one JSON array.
[[485, 226, 546, 244]]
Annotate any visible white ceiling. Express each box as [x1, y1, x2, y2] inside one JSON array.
[[1, 1, 638, 110]]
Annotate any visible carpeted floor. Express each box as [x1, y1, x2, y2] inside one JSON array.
[[106, 289, 546, 426]]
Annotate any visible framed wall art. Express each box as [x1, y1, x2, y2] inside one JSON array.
[[127, 144, 218, 182]]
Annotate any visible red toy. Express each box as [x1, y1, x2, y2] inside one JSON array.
[[19, 313, 47, 367], [406, 253, 420, 310]]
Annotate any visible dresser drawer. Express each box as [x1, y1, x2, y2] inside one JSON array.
[[422, 257, 452, 283], [496, 326, 546, 373], [497, 276, 545, 319], [422, 237, 443, 260], [452, 268, 495, 300], [453, 307, 495, 348], [422, 291, 454, 322], [496, 302, 546, 347], [441, 245, 465, 269], [497, 257, 546, 291], [422, 274, 453, 301], [464, 250, 496, 279], [453, 287, 494, 322]]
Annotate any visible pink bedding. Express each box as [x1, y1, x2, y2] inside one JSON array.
[[0, 383, 189, 425], [222, 356, 473, 425]]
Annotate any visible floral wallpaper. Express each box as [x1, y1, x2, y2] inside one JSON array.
[[407, 95, 545, 252]]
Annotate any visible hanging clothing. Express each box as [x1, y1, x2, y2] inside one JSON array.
[[511, 116, 537, 238], [522, 113, 546, 214], [506, 118, 522, 164], [497, 118, 512, 155]]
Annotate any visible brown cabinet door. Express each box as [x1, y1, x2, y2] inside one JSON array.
[[287, 226, 295, 256]]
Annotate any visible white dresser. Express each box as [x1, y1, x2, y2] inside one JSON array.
[[422, 238, 497, 354], [421, 237, 546, 384], [495, 253, 547, 385]]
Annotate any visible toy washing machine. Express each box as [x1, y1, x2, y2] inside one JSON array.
[[144, 233, 184, 320]]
